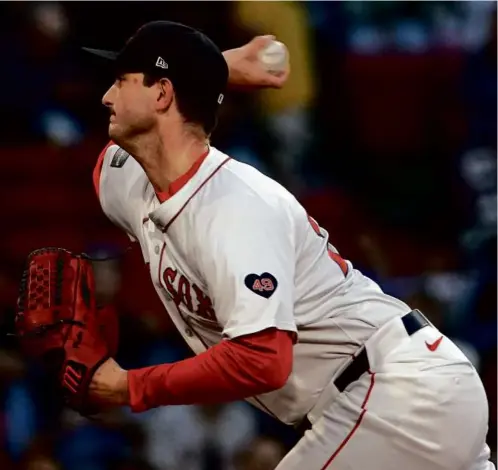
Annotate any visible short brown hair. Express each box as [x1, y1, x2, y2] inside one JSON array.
[[143, 73, 219, 135]]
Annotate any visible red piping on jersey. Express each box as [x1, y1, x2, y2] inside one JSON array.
[[155, 148, 210, 202], [162, 157, 231, 233], [320, 371, 376, 470], [93, 140, 114, 198]]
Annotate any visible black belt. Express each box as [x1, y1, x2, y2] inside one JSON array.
[[296, 309, 429, 436]]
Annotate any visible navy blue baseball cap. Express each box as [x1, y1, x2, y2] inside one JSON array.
[[83, 20, 229, 108]]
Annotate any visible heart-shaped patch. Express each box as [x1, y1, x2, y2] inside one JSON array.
[[244, 272, 278, 299]]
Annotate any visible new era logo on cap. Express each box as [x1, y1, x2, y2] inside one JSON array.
[[155, 56, 168, 69]]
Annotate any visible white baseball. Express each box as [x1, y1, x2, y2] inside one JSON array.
[[258, 40, 288, 74]]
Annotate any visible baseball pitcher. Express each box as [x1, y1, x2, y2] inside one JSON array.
[[15, 21, 494, 470]]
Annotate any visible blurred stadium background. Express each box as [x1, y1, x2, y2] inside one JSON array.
[[0, 2, 496, 470]]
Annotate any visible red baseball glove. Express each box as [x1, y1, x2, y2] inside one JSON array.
[[15, 247, 117, 414]]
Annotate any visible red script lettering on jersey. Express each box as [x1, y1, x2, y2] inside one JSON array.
[[163, 267, 217, 321]]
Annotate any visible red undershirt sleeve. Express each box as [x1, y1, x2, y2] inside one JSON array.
[[127, 328, 294, 412]]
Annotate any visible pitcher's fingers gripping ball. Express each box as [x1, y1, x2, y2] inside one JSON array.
[[15, 247, 117, 415]]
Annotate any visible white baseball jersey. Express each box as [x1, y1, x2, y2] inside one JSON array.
[[96, 144, 411, 425]]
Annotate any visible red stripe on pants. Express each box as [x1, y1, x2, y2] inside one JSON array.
[[320, 372, 376, 470]]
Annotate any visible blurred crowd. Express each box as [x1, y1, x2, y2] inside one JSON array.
[[0, 2, 496, 469]]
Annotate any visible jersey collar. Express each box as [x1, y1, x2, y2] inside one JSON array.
[[148, 146, 230, 231], [154, 147, 210, 203]]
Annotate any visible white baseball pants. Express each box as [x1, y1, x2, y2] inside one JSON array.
[[277, 315, 494, 470]]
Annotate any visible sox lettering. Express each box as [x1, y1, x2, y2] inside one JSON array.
[[163, 267, 216, 321]]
